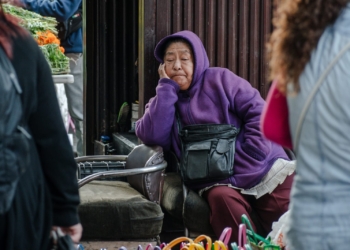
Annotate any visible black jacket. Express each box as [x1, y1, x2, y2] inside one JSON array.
[[0, 30, 80, 249]]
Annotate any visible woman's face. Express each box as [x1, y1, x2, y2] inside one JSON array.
[[164, 42, 194, 91]]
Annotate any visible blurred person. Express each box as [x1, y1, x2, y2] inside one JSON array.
[[22, 0, 84, 156], [263, 0, 350, 249], [136, 30, 295, 243], [0, 2, 82, 249]]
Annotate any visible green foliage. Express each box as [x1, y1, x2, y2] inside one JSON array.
[[3, 4, 70, 75], [3, 4, 58, 35], [39, 44, 70, 74]]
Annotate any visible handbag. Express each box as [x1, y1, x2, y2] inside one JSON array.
[[57, 6, 82, 41], [50, 228, 76, 250], [176, 112, 239, 185]]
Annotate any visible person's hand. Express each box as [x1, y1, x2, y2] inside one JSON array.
[[56, 223, 83, 244], [158, 63, 169, 79]]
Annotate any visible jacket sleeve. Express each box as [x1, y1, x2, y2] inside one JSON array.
[[135, 79, 180, 150], [28, 43, 80, 227], [224, 70, 272, 161], [21, 0, 81, 21]]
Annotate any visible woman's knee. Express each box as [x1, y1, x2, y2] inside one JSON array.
[[204, 186, 249, 211]]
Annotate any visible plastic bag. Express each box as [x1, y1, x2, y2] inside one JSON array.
[[267, 211, 291, 249]]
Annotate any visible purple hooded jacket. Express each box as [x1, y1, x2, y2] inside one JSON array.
[[136, 30, 288, 189]]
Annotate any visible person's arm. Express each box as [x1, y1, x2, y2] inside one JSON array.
[[136, 64, 180, 150], [260, 80, 292, 149], [224, 70, 273, 160], [28, 39, 80, 228], [22, 0, 81, 21]]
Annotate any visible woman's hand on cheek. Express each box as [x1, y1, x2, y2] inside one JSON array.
[[158, 63, 170, 79]]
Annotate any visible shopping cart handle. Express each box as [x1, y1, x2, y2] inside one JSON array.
[[77, 161, 167, 188]]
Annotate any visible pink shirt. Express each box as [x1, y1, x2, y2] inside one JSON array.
[[260, 80, 293, 149]]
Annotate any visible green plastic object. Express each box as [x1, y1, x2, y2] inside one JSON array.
[[241, 214, 281, 250], [117, 102, 130, 124]]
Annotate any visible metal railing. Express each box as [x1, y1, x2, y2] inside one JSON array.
[[77, 158, 167, 188]]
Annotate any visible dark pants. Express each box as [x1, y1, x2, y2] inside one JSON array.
[[203, 174, 294, 243]]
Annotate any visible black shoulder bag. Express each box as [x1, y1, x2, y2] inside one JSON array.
[[50, 228, 76, 250], [176, 112, 240, 185], [57, 6, 83, 41]]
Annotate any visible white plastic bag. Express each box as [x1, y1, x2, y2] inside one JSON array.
[[267, 210, 290, 248]]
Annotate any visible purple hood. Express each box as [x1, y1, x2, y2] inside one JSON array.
[[136, 30, 288, 189], [154, 30, 209, 87]]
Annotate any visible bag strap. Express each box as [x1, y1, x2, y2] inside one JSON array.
[[0, 46, 22, 94], [293, 40, 350, 154], [0, 46, 31, 139], [175, 108, 182, 133]]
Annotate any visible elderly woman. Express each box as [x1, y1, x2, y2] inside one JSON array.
[[136, 30, 295, 242]]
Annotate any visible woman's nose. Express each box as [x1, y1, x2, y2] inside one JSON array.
[[173, 59, 181, 70]]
